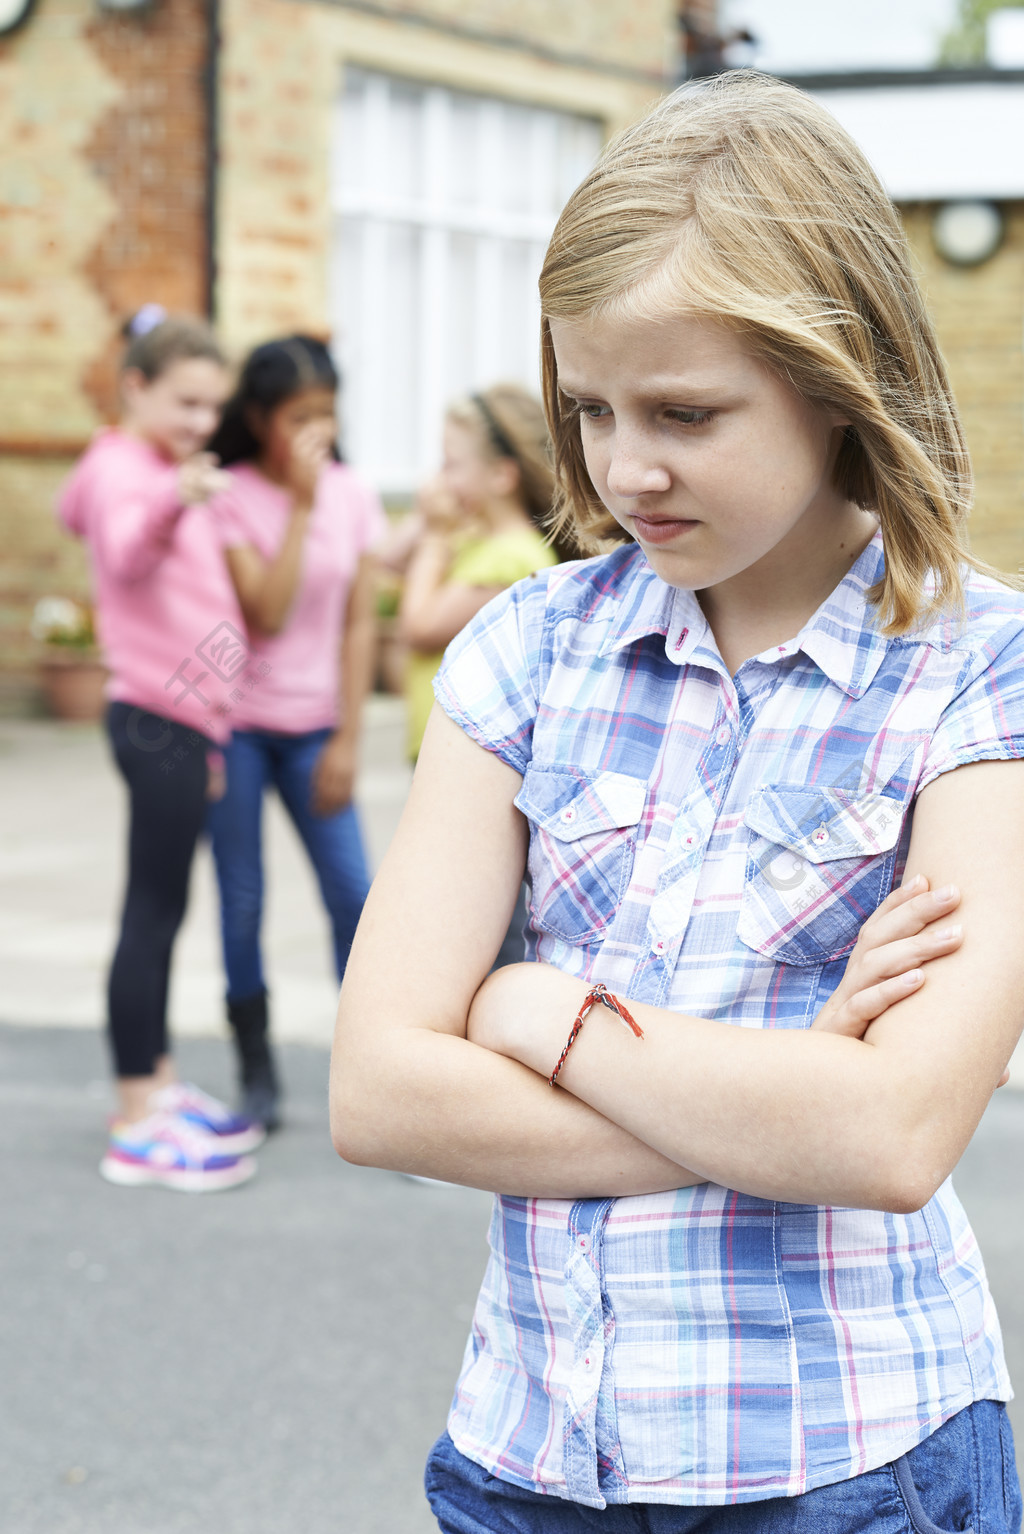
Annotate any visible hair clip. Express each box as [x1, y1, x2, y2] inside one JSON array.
[[128, 303, 167, 338]]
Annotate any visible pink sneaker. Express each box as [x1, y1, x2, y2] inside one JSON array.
[[100, 1112, 257, 1192], [150, 1082, 265, 1155]]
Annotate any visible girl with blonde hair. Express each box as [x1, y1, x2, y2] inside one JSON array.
[[332, 73, 1024, 1530], [400, 382, 571, 761]]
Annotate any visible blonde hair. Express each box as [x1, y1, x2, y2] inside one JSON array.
[[540, 70, 996, 633], [447, 383, 577, 562]]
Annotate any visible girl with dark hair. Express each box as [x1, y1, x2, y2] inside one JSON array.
[[206, 335, 385, 1130], [59, 310, 262, 1192]]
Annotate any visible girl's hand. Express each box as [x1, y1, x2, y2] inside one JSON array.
[[179, 452, 229, 505], [815, 874, 1012, 1088], [812, 875, 962, 1039], [284, 421, 333, 509], [206, 752, 227, 803], [416, 476, 462, 537], [375, 510, 425, 574], [311, 732, 356, 817]]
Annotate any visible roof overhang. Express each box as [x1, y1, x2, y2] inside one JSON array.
[[782, 69, 1024, 202]]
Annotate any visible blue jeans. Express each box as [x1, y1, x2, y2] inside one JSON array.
[[207, 728, 370, 1000], [426, 1401, 1022, 1533]]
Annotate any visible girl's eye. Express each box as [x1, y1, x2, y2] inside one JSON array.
[[666, 408, 714, 427], [578, 403, 610, 420]]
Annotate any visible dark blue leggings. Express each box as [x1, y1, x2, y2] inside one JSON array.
[[206, 727, 370, 1003], [106, 702, 210, 1077]]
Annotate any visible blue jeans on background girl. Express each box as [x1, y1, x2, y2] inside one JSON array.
[[426, 1401, 1022, 1533], [208, 727, 370, 1001]]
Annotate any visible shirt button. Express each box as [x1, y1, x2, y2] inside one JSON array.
[[577, 1235, 589, 1253], [561, 804, 577, 825], [812, 824, 830, 846], [683, 833, 696, 848], [715, 726, 730, 746], [652, 938, 666, 954]]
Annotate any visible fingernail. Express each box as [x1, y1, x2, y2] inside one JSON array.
[[934, 924, 962, 941], [902, 970, 923, 985], [903, 874, 925, 892], [934, 884, 958, 901]]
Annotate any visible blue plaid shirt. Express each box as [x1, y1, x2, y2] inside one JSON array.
[[433, 533, 1021, 1508]]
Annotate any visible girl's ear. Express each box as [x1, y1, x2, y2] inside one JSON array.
[[120, 367, 147, 408]]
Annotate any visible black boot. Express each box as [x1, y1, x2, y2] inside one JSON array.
[[227, 990, 281, 1132]]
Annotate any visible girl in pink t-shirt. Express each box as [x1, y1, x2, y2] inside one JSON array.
[[59, 313, 264, 1193], [206, 336, 385, 1129]]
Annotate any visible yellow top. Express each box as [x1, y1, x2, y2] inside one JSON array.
[[404, 526, 559, 760]]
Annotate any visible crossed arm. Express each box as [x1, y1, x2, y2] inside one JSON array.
[[329, 707, 1024, 1209]]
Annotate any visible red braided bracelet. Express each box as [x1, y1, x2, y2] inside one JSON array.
[[548, 983, 644, 1087]]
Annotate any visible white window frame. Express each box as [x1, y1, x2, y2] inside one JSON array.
[[330, 69, 603, 493]]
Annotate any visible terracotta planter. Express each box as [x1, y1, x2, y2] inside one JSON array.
[[38, 654, 108, 722]]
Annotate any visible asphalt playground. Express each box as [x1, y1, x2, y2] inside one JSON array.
[[1, 703, 1021, 1533]]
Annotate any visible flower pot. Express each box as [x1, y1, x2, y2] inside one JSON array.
[[38, 655, 108, 722]]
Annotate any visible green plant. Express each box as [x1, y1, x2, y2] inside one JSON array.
[[939, 0, 1023, 64], [31, 597, 97, 651], [374, 573, 402, 621]]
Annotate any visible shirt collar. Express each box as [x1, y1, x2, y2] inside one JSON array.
[[790, 530, 890, 698], [597, 556, 677, 656], [599, 531, 892, 698]]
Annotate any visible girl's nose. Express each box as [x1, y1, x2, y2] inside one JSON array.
[[605, 431, 672, 500]]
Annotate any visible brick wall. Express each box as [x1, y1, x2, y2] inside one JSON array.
[[216, 0, 674, 355], [82, 0, 211, 421], [0, 0, 117, 449], [343, 0, 675, 76], [2, 0, 675, 705], [902, 203, 1024, 577], [0, 0, 210, 706], [1, 0, 1021, 705]]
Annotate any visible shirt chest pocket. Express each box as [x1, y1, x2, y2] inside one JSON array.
[[738, 783, 908, 967], [514, 766, 648, 944]]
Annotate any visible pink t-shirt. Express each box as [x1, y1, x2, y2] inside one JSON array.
[[211, 462, 386, 734], [57, 430, 244, 744]]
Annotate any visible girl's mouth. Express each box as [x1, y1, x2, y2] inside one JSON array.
[[632, 514, 699, 546]]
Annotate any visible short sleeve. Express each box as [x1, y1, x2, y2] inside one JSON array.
[[206, 483, 251, 549], [335, 466, 387, 556], [432, 575, 547, 775], [918, 617, 1024, 791], [355, 481, 387, 555], [451, 532, 552, 589]]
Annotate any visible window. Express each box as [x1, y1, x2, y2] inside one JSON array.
[[331, 69, 602, 492]]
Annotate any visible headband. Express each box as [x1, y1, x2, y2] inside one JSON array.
[[471, 393, 518, 462]]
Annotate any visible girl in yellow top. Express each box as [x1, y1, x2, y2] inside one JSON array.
[[400, 384, 572, 759]]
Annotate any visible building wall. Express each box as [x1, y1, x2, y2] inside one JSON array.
[[0, 0, 673, 704], [1, 0, 1022, 701], [216, 0, 674, 355], [902, 204, 1024, 578], [0, 0, 210, 706], [338, 0, 674, 75]]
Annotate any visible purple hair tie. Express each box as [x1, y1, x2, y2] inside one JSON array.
[[128, 303, 167, 338]]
